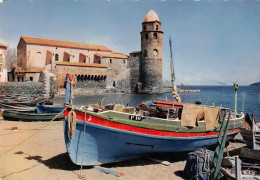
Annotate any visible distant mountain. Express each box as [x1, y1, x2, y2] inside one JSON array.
[[250, 82, 260, 86]]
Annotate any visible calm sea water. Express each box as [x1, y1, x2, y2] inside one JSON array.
[[54, 86, 260, 122]]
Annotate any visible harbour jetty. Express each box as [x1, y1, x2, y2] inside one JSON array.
[[178, 89, 200, 93], [163, 87, 200, 93]]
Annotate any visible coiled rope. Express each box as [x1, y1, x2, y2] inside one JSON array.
[[67, 109, 76, 138], [189, 149, 213, 179]]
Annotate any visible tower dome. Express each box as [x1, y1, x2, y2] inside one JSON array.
[[143, 10, 159, 22]]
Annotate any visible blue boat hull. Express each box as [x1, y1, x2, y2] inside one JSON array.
[[64, 117, 238, 166]]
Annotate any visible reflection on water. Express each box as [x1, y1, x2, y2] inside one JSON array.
[[54, 86, 260, 122]]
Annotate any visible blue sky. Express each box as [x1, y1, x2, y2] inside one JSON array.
[[0, 0, 259, 85]]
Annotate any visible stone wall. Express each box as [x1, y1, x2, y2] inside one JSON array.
[[128, 52, 141, 93], [0, 82, 45, 97], [75, 79, 106, 90], [39, 70, 57, 98], [0, 70, 57, 98]]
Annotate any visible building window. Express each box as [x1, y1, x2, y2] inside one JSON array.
[[145, 33, 148, 40], [154, 33, 157, 39], [55, 54, 59, 61], [113, 81, 116, 87], [0, 54, 3, 63], [30, 77, 33, 81], [156, 25, 158, 30], [110, 59, 112, 64], [143, 50, 147, 57], [37, 52, 41, 54], [63, 52, 70, 62], [123, 60, 126, 64]]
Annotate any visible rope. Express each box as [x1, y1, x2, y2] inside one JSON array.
[[189, 149, 213, 180], [79, 112, 87, 178], [67, 109, 76, 138]]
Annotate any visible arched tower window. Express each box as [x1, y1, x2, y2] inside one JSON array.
[[145, 33, 148, 40], [153, 33, 157, 39], [156, 25, 159, 30], [143, 50, 147, 57], [55, 54, 59, 61]]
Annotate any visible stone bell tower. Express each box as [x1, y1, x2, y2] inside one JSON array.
[[140, 10, 163, 94]]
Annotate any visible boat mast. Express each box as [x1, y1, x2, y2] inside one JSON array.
[[169, 37, 181, 102]]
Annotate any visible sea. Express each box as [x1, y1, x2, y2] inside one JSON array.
[[54, 85, 260, 122]]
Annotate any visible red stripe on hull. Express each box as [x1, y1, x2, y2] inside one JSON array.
[[65, 110, 240, 138]]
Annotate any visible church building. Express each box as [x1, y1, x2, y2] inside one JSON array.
[[15, 10, 163, 94], [0, 43, 7, 82], [16, 36, 129, 92]]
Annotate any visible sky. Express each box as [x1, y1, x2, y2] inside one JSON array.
[[0, 0, 259, 85]]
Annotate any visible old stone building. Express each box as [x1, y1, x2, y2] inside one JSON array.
[[0, 43, 7, 82], [129, 10, 163, 94], [16, 36, 129, 93], [15, 9, 163, 94]]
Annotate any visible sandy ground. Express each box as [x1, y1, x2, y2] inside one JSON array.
[[0, 115, 187, 180], [0, 107, 246, 180]]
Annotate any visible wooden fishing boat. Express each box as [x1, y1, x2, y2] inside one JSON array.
[[0, 100, 44, 107], [3, 110, 63, 121], [221, 156, 260, 180], [63, 74, 244, 166], [240, 114, 260, 149], [37, 105, 64, 114], [0, 102, 36, 111]]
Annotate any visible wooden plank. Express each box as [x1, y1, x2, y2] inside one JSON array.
[[94, 166, 125, 177]]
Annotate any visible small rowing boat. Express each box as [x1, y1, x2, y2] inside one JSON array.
[[3, 105, 64, 121]]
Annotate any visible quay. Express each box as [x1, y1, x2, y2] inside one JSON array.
[[178, 89, 200, 93], [163, 88, 201, 93]]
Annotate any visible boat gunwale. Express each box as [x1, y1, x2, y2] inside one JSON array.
[[64, 117, 240, 140], [70, 106, 245, 123], [64, 106, 243, 134]]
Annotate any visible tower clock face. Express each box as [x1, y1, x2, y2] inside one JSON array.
[[153, 49, 158, 56]]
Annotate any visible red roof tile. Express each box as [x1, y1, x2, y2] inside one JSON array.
[[21, 36, 112, 52], [0, 43, 7, 48], [55, 62, 108, 68], [17, 69, 42, 73], [95, 52, 128, 59]]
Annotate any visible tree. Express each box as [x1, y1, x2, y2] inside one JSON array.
[[6, 47, 17, 70]]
